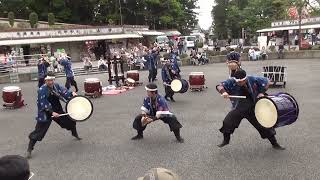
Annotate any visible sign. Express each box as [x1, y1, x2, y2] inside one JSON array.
[[271, 17, 320, 27]]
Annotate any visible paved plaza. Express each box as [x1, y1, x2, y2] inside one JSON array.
[[0, 59, 319, 180]]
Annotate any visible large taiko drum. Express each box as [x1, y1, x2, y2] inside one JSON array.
[[189, 72, 205, 90], [126, 70, 139, 82], [170, 79, 189, 93], [84, 78, 102, 97], [2, 86, 24, 108], [65, 95, 93, 122], [255, 92, 299, 128]]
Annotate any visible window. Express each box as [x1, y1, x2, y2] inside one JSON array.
[[187, 36, 196, 41]]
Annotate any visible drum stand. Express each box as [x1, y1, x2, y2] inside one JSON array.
[[107, 59, 125, 87], [190, 85, 208, 92]]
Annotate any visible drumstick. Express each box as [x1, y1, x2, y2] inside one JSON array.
[[51, 113, 72, 118], [221, 95, 246, 99]]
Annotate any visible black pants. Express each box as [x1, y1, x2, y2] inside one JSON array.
[[65, 76, 78, 91], [38, 77, 45, 88], [29, 114, 76, 142], [164, 85, 174, 98], [133, 115, 182, 132], [220, 108, 276, 139], [148, 68, 156, 82]]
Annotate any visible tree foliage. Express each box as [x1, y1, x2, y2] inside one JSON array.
[[8, 11, 15, 27], [48, 13, 55, 26], [0, 0, 198, 33], [211, 0, 320, 40], [29, 12, 38, 28]]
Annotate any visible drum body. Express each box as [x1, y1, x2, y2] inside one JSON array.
[[2, 86, 24, 108], [255, 92, 299, 128], [189, 72, 205, 90], [66, 95, 93, 122], [171, 79, 189, 93], [127, 70, 139, 82], [84, 78, 102, 97]]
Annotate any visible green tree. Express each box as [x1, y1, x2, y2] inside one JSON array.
[[48, 13, 55, 26], [8, 11, 15, 27], [29, 12, 38, 28]]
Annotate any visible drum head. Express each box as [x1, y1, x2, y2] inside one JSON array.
[[85, 78, 100, 83], [171, 79, 182, 92], [255, 98, 277, 128], [66, 96, 93, 122], [3, 86, 21, 92], [127, 78, 135, 84]]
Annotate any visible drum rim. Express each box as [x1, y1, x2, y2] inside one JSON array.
[[65, 95, 93, 122], [85, 78, 100, 82], [255, 98, 278, 128]]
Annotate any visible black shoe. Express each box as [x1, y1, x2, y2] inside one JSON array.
[[170, 97, 176, 102], [71, 129, 82, 140], [131, 134, 143, 140], [218, 133, 230, 147], [217, 141, 229, 147], [176, 137, 184, 143], [272, 143, 286, 150], [165, 96, 170, 101]]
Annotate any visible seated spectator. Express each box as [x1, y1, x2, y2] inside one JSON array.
[[0, 155, 33, 180], [248, 47, 257, 61], [83, 57, 93, 71], [261, 46, 268, 60], [97, 57, 107, 71], [137, 167, 180, 180]]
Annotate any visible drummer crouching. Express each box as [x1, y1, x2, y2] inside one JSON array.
[[131, 83, 184, 143], [216, 69, 285, 150], [26, 72, 81, 159]]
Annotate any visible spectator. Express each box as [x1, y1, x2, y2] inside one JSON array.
[[98, 57, 107, 71], [248, 47, 257, 61], [83, 56, 93, 71], [278, 43, 284, 59], [261, 46, 267, 60], [137, 167, 180, 180], [0, 155, 33, 180]]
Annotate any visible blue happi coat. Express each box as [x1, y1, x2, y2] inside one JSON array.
[[37, 62, 49, 78], [36, 83, 72, 122], [59, 58, 74, 77], [141, 94, 173, 118], [144, 54, 156, 70], [161, 64, 173, 85], [220, 76, 269, 109]]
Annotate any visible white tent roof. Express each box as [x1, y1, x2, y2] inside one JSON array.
[[257, 24, 320, 32], [0, 33, 142, 46], [138, 31, 165, 36]]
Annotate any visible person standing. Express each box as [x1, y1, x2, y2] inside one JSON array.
[[59, 54, 78, 92]]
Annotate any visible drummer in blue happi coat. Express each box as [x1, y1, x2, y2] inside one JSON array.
[[161, 58, 176, 102], [59, 54, 79, 92], [37, 56, 50, 88], [131, 83, 184, 143], [216, 69, 285, 150], [26, 72, 81, 159]]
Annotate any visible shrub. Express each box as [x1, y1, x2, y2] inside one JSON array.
[[29, 12, 38, 28], [8, 12, 14, 27], [48, 13, 55, 26]]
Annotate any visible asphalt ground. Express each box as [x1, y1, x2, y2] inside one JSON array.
[[0, 59, 319, 180]]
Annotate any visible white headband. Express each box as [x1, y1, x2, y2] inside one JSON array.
[[145, 86, 157, 91], [233, 76, 247, 82], [45, 76, 55, 80]]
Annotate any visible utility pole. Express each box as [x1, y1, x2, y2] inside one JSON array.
[[119, 0, 123, 26]]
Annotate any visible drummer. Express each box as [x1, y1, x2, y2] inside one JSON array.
[[131, 83, 184, 143], [58, 54, 79, 92], [26, 72, 81, 159], [37, 56, 50, 88], [216, 69, 285, 150], [161, 58, 176, 102], [226, 48, 241, 77]]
